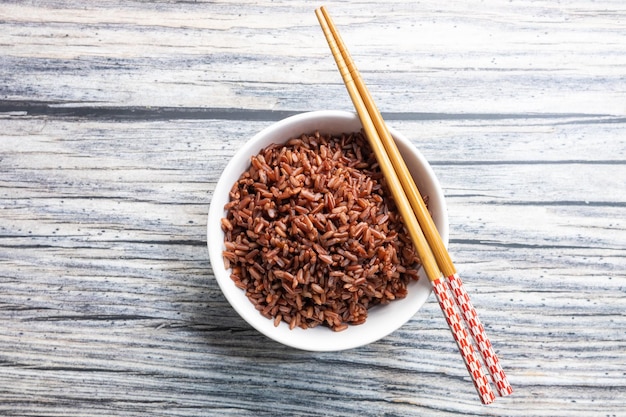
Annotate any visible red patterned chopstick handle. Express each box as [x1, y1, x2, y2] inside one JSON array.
[[447, 273, 513, 396], [431, 277, 496, 404]]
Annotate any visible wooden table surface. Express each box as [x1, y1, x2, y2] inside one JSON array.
[[1, 1, 625, 416]]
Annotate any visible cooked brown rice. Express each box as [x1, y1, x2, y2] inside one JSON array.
[[221, 130, 424, 331]]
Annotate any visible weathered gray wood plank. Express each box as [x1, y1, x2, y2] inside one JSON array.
[[1, 1, 625, 113]]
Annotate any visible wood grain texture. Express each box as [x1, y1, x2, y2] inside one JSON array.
[[1, 1, 625, 416]]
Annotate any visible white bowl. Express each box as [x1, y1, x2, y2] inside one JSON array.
[[208, 110, 448, 351]]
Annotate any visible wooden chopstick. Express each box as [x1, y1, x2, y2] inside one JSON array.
[[316, 6, 512, 403]]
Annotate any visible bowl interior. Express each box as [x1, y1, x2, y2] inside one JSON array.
[[208, 110, 448, 351]]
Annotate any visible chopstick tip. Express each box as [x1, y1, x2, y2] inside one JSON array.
[[314, 5, 325, 20], [316, 5, 329, 16]]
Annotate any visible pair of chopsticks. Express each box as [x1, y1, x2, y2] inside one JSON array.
[[315, 6, 512, 404]]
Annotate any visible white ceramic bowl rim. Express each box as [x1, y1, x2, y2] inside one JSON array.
[[208, 110, 448, 351]]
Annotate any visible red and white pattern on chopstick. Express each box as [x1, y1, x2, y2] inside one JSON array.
[[431, 277, 496, 405], [447, 273, 513, 396]]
